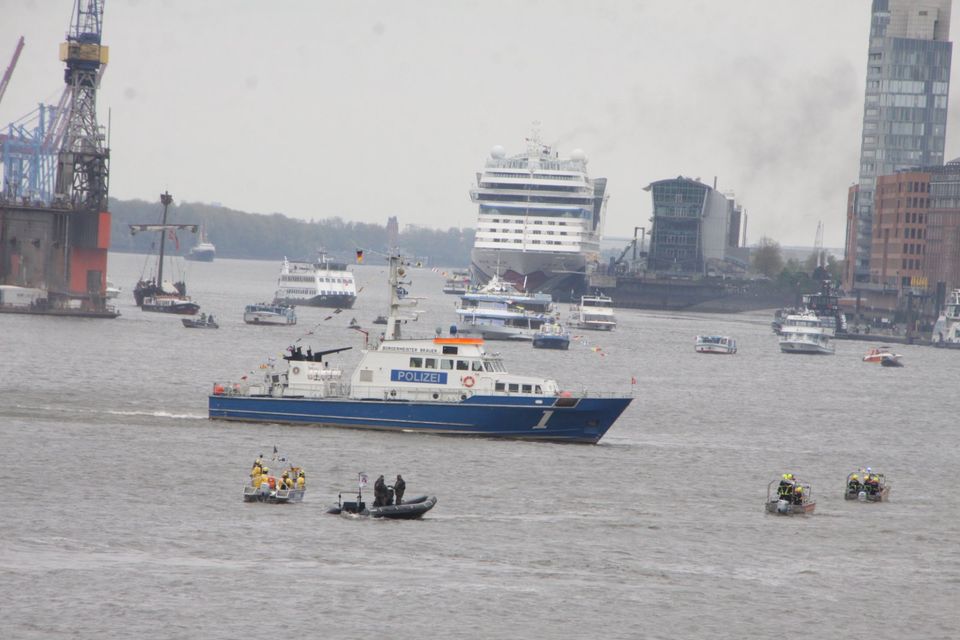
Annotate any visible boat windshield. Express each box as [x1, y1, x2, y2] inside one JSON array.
[[483, 358, 507, 373]]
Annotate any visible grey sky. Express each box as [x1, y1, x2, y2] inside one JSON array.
[[4, 1, 959, 247]]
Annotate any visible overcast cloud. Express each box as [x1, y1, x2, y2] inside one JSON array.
[[5, 1, 960, 247]]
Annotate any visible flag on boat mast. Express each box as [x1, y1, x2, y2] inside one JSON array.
[[358, 472, 368, 488]]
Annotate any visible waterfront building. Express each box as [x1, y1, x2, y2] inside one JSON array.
[[870, 170, 930, 290], [845, 0, 953, 290], [925, 159, 960, 301], [644, 177, 746, 275]]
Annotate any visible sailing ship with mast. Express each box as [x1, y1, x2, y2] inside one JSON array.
[[130, 191, 202, 315]]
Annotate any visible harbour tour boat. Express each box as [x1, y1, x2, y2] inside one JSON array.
[[532, 321, 571, 350], [695, 335, 737, 354], [273, 252, 357, 309], [778, 311, 834, 355], [765, 474, 815, 515], [454, 275, 554, 341], [244, 302, 297, 325], [573, 294, 617, 331], [130, 191, 202, 315], [209, 255, 633, 443], [845, 469, 890, 502], [931, 288, 960, 347]]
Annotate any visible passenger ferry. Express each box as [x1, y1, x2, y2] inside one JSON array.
[[273, 253, 356, 309], [244, 302, 297, 325], [454, 275, 554, 341], [209, 256, 632, 443], [932, 289, 960, 346], [573, 294, 616, 331], [778, 311, 834, 355]]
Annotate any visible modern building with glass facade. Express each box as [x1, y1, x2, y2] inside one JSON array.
[[845, 0, 952, 289], [644, 177, 746, 274]]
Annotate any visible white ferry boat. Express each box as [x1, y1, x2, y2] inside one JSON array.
[[455, 275, 554, 341], [186, 225, 216, 262], [209, 256, 633, 443], [778, 312, 834, 355], [273, 253, 356, 309], [932, 289, 960, 346], [573, 294, 616, 331], [695, 335, 737, 354], [442, 269, 471, 295], [469, 123, 608, 298], [244, 302, 297, 325]]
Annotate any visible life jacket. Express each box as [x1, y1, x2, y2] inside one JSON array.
[[267, 476, 277, 490], [296, 476, 305, 489]]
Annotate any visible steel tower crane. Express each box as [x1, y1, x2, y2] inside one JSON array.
[[54, 0, 109, 213]]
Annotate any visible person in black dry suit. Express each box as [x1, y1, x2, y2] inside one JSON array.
[[394, 474, 405, 505], [373, 475, 387, 507]]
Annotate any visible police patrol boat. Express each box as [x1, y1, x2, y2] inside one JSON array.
[[209, 255, 633, 443]]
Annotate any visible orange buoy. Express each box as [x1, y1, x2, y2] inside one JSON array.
[[213, 384, 225, 395]]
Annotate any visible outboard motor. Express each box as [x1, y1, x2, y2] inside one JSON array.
[[777, 499, 790, 514], [858, 490, 867, 502], [449, 324, 458, 335]]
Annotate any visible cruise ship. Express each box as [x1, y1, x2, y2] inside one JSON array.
[[273, 253, 357, 309], [470, 125, 608, 300]]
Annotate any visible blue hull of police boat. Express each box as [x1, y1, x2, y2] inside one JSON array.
[[208, 394, 631, 443]]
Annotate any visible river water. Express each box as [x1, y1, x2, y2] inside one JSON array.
[[2, 253, 958, 639]]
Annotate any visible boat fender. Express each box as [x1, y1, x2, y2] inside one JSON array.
[[292, 366, 300, 375], [776, 499, 790, 514], [462, 375, 475, 388]]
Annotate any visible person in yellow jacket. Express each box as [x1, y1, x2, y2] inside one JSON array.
[[296, 471, 306, 490]]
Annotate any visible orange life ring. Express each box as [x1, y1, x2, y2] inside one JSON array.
[[463, 375, 476, 388]]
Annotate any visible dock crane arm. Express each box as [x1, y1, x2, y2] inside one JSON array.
[[0, 37, 25, 110]]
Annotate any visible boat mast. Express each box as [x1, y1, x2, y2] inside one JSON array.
[[386, 254, 402, 341], [157, 191, 172, 285]]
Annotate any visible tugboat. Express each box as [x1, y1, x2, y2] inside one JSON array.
[[845, 468, 890, 502], [765, 473, 815, 515], [130, 192, 201, 315], [326, 473, 437, 519], [209, 255, 634, 443]]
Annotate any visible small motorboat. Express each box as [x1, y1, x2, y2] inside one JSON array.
[[244, 455, 306, 503], [532, 322, 570, 350], [844, 469, 890, 502], [182, 314, 219, 329], [863, 346, 901, 364], [765, 474, 815, 515], [327, 494, 437, 519], [326, 474, 436, 519], [880, 355, 904, 367], [695, 335, 737, 354], [372, 315, 388, 325]]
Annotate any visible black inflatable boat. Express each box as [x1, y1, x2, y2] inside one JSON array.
[[326, 494, 437, 519]]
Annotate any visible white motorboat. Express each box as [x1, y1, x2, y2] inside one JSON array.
[[695, 335, 737, 354], [932, 289, 960, 346], [454, 275, 554, 341], [573, 294, 616, 331], [244, 302, 297, 326], [778, 311, 834, 355]]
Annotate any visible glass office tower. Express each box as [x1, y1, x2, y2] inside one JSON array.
[[848, 0, 952, 286]]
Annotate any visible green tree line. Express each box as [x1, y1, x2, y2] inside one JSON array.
[[108, 197, 475, 267]]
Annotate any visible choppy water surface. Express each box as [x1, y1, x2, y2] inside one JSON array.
[[2, 253, 958, 639]]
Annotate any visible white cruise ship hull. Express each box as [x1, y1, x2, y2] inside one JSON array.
[[471, 247, 586, 298]]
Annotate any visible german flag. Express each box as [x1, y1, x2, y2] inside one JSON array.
[[356, 249, 364, 264]]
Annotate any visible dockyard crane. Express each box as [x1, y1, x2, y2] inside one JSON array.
[[54, 0, 109, 213], [0, 37, 25, 109]]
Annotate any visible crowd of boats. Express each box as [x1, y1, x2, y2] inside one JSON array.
[[765, 468, 890, 516]]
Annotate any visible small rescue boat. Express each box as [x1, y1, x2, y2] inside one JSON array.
[[844, 469, 890, 502], [243, 454, 306, 504], [765, 474, 815, 515], [182, 315, 219, 329]]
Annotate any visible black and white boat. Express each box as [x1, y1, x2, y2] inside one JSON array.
[[182, 313, 219, 329], [130, 191, 201, 315], [244, 302, 297, 325], [273, 252, 357, 309]]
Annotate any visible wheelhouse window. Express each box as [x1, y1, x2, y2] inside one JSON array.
[[521, 384, 532, 394], [508, 383, 519, 393], [424, 358, 437, 369], [409, 357, 423, 368], [471, 361, 483, 371], [495, 382, 506, 392], [440, 359, 454, 370], [456, 360, 469, 371]]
